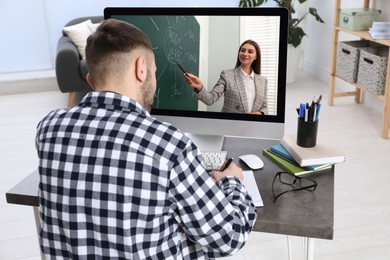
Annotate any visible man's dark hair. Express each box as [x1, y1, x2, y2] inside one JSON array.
[[86, 19, 153, 86]]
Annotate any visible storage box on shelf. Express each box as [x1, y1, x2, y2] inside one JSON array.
[[339, 8, 381, 31], [335, 40, 380, 82], [329, 0, 390, 139], [357, 47, 389, 95]]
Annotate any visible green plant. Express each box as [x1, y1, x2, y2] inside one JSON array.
[[239, 0, 324, 48]]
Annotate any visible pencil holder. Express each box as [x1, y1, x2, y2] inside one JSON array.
[[297, 119, 318, 148]]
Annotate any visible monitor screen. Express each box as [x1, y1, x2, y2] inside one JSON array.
[[104, 7, 288, 148]]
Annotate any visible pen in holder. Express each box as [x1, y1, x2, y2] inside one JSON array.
[[297, 118, 318, 148]]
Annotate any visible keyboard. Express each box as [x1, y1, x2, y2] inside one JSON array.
[[201, 151, 228, 171]]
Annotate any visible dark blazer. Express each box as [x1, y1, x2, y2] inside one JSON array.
[[193, 67, 268, 114]]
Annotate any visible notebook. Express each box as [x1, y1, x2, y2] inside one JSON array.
[[242, 170, 263, 207]]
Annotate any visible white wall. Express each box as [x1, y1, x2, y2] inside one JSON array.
[[207, 16, 240, 112], [0, 1, 52, 73]]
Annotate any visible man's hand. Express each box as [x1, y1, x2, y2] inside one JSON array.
[[211, 162, 243, 183]]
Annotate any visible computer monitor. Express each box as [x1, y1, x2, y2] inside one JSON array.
[[104, 7, 288, 150]]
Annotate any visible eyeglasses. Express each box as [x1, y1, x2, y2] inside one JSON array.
[[272, 171, 318, 202]]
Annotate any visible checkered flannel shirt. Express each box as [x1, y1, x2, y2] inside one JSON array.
[[36, 92, 257, 259]]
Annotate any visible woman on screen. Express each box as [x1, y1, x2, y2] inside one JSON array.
[[185, 39, 268, 115]]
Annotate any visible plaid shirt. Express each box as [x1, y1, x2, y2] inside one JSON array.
[[36, 92, 257, 259]]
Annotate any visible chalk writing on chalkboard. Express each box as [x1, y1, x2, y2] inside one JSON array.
[[113, 15, 200, 111]]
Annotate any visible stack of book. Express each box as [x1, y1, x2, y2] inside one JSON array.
[[263, 134, 345, 176], [369, 22, 390, 40]]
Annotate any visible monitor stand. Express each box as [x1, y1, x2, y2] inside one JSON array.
[[185, 133, 225, 152]]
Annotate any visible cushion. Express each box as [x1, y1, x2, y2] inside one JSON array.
[[63, 19, 93, 59], [88, 22, 100, 33]]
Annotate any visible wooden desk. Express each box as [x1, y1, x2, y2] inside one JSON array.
[[6, 137, 334, 260]]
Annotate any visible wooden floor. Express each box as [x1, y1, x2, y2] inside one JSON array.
[[1, 73, 390, 259]]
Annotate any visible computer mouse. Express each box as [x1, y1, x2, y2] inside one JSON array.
[[239, 154, 264, 170]]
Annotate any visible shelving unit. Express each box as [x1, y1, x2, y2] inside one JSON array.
[[329, 0, 390, 138]]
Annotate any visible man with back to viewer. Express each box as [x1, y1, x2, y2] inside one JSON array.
[[35, 19, 257, 259]]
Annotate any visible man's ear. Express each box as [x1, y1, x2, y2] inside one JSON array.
[[135, 56, 147, 84], [86, 73, 96, 91]]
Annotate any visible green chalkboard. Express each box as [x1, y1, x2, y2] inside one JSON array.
[[112, 15, 200, 111]]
